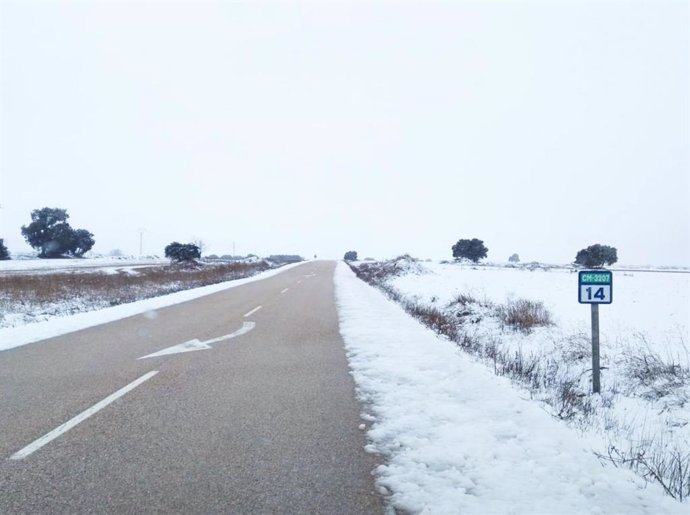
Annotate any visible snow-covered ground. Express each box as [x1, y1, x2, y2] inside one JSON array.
[[393, 262, 689, 357], [0, 256, 168, 274], [335, 262, 686, 514]]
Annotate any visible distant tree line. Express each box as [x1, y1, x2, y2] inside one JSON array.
[[345, 239, 618, 269]]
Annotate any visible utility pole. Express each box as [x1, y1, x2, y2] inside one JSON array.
[[138, 228, 146, 257]]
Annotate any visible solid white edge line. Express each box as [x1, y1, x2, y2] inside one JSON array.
[[10, 370, 159, 460], [281, 288, 289, 294], [243, 305, 262, 318]]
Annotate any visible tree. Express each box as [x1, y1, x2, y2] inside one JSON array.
[[165, 242, 201, 263], [452, 239, 488, 263], [20, 207, 95, 258], [344, 250, 358, 261], [574, 244, 618, 268], [508, 253, 520, 263], [0, 239, 10, 260]]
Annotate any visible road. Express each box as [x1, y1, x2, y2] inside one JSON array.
[[0, 261, 383, 514]]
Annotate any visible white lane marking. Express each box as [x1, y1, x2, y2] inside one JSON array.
[[297, 280, 302, 284], [138, 339, 210, 359], [281, 288, 289, 294], [138, 322, 256, 359], [10, 371, 159, 460], [204, 321, 255, 344], [243, 305, 262, 317]]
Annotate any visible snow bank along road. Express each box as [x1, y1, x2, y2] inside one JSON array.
[[0, 261, 382, 513]]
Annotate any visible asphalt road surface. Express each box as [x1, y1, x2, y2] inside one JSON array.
[[0, 261, 383, 514]]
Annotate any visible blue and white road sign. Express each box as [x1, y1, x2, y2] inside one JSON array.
[[578, 271, 613, 304]]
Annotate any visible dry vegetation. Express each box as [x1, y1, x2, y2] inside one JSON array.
[[350, 257, 690, 501], [0, 261, 272, 327]]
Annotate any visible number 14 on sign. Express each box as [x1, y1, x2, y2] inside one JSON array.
[[580, 285, 611, 303]]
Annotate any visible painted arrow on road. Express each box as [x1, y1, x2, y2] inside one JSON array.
[[137, 321, 256, 360]]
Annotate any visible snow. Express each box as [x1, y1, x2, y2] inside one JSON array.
[[0, 262, 306, 352], [334, 262, 686, 514], [392, 263, 689, 354], [0, 256, 168, 273]]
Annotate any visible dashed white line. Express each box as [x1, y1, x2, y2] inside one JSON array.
[[281, 288, 289, 294], [243, 305, 262, 317], [10, 370, 159, 460]]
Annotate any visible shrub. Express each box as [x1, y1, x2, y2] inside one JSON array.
[[452, 293, 479, 306], [452, 238, 488, 262], [497, 299, 553, 333], [574, 244, 618, 268], [508, 253, 520, 263], [164, 242, 201, 263], [344, 250, 358, 261]]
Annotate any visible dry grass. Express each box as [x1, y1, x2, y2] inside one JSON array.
[[0, 261, 272, 319], [497, 299, 553, 333], [349, 258, 690, 501], [623, 349, 690, 403]]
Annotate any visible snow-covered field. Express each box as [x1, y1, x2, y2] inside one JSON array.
[[394, 262, 688, 357], [345, 257, 690, 507], [0, 256, 169, 274], [335, 263, 684, 514]]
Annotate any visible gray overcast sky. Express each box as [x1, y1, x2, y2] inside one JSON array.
[[1, 1, 688, 264]]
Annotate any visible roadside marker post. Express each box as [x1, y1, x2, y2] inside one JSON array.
[[578, 270, 613, 393]]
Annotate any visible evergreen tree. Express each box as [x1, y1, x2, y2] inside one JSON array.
[[574, 244, 618, 268], [452, 239, 488, 263], [21, 208, 95, 258], [165, 242, 201, 263]]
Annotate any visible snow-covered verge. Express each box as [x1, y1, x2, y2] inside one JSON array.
[[0, 261, 306, 352], [348, 257, 690, 504], [334, 262, 684, 514], [0, 256, 169, 273]]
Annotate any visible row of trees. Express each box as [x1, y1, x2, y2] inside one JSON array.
[[4, 207, 206, 263], [450, 239, 617, 268], [344, 241, 618, 269]]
